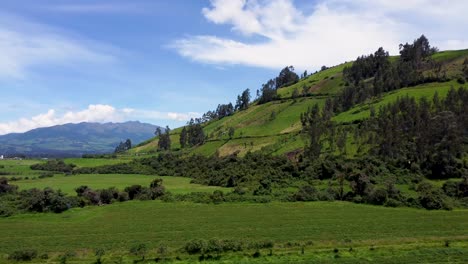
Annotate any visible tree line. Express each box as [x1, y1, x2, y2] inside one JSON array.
[[336, 35, 443, 112]]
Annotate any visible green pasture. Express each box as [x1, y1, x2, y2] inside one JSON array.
[[277, 62, 352, 98], [0, 201, 466, 263], [12, 174, 229, 195], [0, 159, 41, 176], [64, 158, 130, 167]]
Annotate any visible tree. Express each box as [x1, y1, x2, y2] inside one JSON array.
[[275, 66, 299, 88], [158, 126, 171, 151], [301, 104, 325, 158], [114, 139, 132, 153], [180, 126, 188, 148], [187, 119, 205, 146], [259, 79, 277, 104], [235, 89, 251, 110]]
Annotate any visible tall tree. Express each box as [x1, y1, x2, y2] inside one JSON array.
[[235, 89, 251, 110], [180, 126, 187, 148], [157, 126, 171, 151]]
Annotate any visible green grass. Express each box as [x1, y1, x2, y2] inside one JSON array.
[[0, 159, 41, 176], [64, 158, 130, 168], [431, 49, 468, 62], [0, 201, 466, 263], [12, 174, 229, 195], [277, 62, 352, 98]]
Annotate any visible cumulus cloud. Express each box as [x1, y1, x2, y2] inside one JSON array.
[[0, 105, 201, 135], [0, 14, 116, 79], [172, 0, 468, 71]]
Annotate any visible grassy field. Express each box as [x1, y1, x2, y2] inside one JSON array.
[[12, 174, 229, 195], [0, 159, 41, 176], [0, 201, 466, 263], [64, 158, 130, 168]]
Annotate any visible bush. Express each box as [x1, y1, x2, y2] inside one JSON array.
[[124, 185, 143, 200], [0, 177, 18, 194], [419, 190, 453, 210], [185, 239, 207, 254], [367, 188, 388, 205], [30, 160, 75, 173], [210, 190, 225, 204], [8, 249, 38, 261], [294, 185, 318, 201], [442, 181, 459, 197], [385, 198, 402, 207], [129, 244, 147, 260], [38, 173, 54, 179]]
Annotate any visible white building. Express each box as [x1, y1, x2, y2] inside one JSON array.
[[0, 155, 3, 160]]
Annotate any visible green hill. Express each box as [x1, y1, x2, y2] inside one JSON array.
[[131, 48, 468, 158]]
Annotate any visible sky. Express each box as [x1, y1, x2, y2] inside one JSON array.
[[0, 0, 467, 135]]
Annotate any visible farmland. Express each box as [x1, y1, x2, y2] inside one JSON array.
[[0, 201, 467, 263], [13, 174, 229, 195]]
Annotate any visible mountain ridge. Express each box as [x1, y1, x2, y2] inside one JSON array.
[[0, 121, 159, 157]]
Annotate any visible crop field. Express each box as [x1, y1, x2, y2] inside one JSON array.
[[12, 174, 229, 195], [0, 201, 467, 263]]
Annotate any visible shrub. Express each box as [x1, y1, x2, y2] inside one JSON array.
[[210, 190, 224, 204], [419, 189, 453, 210], [0, 177, 18, 194], [30, 160, 75, 173], [385, 198, 402, 207], [367, 188, 388, 205], [118, 191, 129, 202], [129, 244, 147, 260], [294, 185, 318, 201], [124, 185, 143, 200], [8, 249, 38, 261], [185, 239, 207, 254], [38, 173, 54, 179]]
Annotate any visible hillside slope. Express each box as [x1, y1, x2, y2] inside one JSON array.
[[0, 121, 159, 157], [132, 49, 468, 157]]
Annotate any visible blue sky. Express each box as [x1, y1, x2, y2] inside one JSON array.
[[0, 0, 467, 134]]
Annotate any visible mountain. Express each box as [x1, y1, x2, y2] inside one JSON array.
[[0, 121, 159, 157], [131, 47, 468, 158]]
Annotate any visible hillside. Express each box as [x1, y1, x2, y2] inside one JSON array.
[[132, 48, 468, 157], [0, 121, 159, 157]]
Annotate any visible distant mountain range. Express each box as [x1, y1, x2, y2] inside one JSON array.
[[0, 121, 159, 157]]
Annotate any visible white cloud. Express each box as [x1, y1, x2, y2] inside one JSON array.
[[0, 105, 201, 135], [125, 109, 201, 122], [172, 0, 468, 71], [0, 14, 116, 79]]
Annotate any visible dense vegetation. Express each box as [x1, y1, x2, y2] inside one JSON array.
[[0, 176, 168, 216]]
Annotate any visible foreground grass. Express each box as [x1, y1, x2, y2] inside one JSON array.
[[0, 201, 466, 263], [13, 174, 229, 195]]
